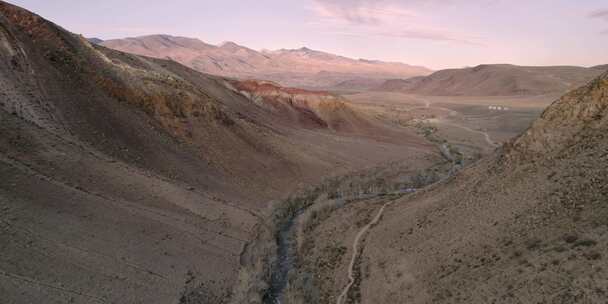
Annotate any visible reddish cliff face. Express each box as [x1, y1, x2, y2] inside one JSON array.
[[231, 79, 331, 96], [229, 79, 378, 133]]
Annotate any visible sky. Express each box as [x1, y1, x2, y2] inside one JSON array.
[[8, 0, 608, 70]]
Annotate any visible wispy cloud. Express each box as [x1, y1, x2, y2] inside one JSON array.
[[589, 9, 608, 34], [589, 9, 608, 21], [309, 0, 482, 45], [380, 29, 484, 45], [310, 0, 416, 26]]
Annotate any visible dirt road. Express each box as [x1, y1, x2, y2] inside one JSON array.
[[412, 98, 498, 148], [441, 122, 498, 148], [336, 200, 394, 304]]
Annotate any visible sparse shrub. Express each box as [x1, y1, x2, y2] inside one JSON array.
[[572, 239, 597, 248], [327, 191, 340, 199], [525, 238, 542, 250], [552, 245, 567, 253], [563, 234, 578, 244], [583, 251, 602, 260]]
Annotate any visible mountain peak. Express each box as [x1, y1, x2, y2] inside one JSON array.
[[218, 41, 259, 54], [102, 34, 216, 52], [219, 41, 244, 49], [271, 46, 326, 55], [219, 41, 238, 47]]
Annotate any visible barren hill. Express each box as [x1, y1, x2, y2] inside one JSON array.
[[353, 71, 608, 303], [100, 35, 432, 88], [377, 64, 606, 96], [0, 2, 436, 303], [330, 77, 389, 92]]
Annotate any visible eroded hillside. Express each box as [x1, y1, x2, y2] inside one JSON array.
[[0, 2, 438, 303]]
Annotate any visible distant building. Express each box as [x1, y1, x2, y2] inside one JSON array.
[[489, 105, 509, 111]]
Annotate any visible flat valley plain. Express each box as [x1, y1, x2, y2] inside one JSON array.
[[345, 92, 558, 158]]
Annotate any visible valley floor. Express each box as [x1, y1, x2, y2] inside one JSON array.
[[238, 91, 558, 304], [345, 92, 554, 156]]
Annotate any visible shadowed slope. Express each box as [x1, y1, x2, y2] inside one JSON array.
[[0, 2, 437, 303], [229, 80, 373, 133]]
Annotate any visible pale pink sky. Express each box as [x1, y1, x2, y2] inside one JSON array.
[[9, 0, 608, 69]]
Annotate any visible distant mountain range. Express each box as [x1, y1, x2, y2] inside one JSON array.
[[375, 64, 608, 96], [95, 37, 608, 96], [96, 35, 432, 88]]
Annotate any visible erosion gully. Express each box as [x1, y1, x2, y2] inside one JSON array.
[[262, 141, 468, 304], [263, 207, 305, 304]]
